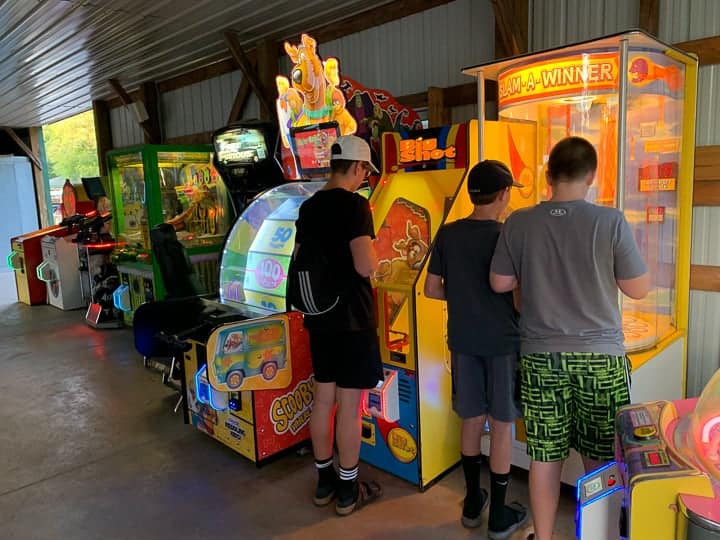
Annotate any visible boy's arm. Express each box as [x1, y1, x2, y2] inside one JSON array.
[[490, 224, 519, 293], [424, 272, 445, 300], [490, 272, 518, 293], [350, 236, 378, 277], [614, 216, 650, 299]]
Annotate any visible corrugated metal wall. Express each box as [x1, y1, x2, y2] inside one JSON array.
[[108, 0, 496, 144], [658, 0, 720, 396], [109, 105, 144, 148], [530, 0, 720, 395], [161, 71, 260, 141], [529, 0, 640, 51]]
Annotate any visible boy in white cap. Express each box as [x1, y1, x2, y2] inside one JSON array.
[[292, 135, 383, 515]]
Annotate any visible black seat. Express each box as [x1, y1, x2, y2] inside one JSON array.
[[150, 223, 198, 299]]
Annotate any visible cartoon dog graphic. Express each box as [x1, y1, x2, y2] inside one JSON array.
[[276, 34, 357, 146]]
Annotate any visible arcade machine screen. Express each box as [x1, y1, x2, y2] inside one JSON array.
[[215, 128, 268, 166], [495, 50, 686, 353], [111, 152, 146, 248], [219, 182, 325, 313], [290, 122, 340, 177]]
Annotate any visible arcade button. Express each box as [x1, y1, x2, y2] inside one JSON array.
[[633, 425, 657, 440], [607, 475, 616, 487], [642, 449, 669, 467]]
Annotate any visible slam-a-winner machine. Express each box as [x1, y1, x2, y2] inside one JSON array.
[[462, 30, 698, 485]]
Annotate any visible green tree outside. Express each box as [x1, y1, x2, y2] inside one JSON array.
[[43, 110, 99, 180]]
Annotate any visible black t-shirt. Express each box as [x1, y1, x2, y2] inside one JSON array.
[[427, 219, 519, 355], [294, 188, 376, 332]]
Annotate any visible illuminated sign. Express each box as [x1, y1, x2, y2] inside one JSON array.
[[638, 162, 677, 192], [498, 52, 619, 109], [646, 207, 666, 223], [399, 138, 456, 163]]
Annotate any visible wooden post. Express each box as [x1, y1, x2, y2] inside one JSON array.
[[638, 0, 660, 37], [428, 87, 450, 127], [139, 81, 162, 144], [256, 39, 279, 122], [223, 31, 276, 122], [28, 127, 51, 228], [92, 100, 113, 177], [491, 0, 528, 58], [227, 60, 255, 124]]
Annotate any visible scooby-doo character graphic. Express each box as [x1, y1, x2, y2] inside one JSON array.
[[276, 34, 357, 147], [375, 219, 430, 282], [222, 332, 244, 354]]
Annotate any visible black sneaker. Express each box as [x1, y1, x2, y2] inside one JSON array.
[[488, 502, 529, 540], [461, 487, 488, 528], [313, 477, 337, 506]]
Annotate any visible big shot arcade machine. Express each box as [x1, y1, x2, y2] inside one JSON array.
[[576, 369, 720, 540], [461, 30, 697, 484], [358, 122, 478, 488], [107, 145, 234, 325]]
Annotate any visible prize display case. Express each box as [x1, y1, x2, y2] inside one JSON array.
[[107, 145, 233, 324], [463, 30, 698, 484]]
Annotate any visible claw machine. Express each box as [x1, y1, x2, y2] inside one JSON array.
[[462, 30, 698, 484], [107, 145, 234, 324]]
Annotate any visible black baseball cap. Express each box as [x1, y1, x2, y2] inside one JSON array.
[[467, 159, 523, 195]]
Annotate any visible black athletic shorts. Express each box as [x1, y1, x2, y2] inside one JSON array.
[[309, 329, 384, 389]]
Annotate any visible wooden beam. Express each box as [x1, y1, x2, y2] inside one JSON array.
[[690, 264, 720, 292], [228, 73, 253, 124], [695, 145, 720, 182], [256, 39, 279, 122], [139, 81, 162, 144], [223, 31, 276, 121], [292, 0, 455, 45], [675, 35, 720, 66], [28, 127, 50, 228], [157, 59, 238, 94], [396, 80, 498, 111], [428, 87, 450, 127], [491, 0, 528, 58], [92, 100, 113, 176], [165, 131, 214, 145], [108, 78, 133, 106], [693, 180, 720, 206], [3, 127, 42, 170], [638, 0, 660, 37]]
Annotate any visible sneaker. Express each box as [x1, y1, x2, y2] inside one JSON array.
[[335, 480, 382, 516], [461, 487, 489, 528], [313, 479, 337, 506], [488, 502, 529, 540]]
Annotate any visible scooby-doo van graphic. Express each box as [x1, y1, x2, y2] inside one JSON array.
[[205, 316, 292, 392]]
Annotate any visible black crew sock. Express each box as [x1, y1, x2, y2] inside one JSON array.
[[461, 453, 483, 514], [315, 457, 336, 486], [337, 464, 359, 502], [488, 471, 512, 530]]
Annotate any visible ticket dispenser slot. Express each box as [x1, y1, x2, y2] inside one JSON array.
[[363, 368, 400, 422]]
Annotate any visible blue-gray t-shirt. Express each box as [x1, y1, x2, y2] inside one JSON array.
[[427, 219, 519, 356], [490, 200, 647, 356]]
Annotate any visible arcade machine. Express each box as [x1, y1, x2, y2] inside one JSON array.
[[107, 145, 234, 324], [7, 180, 88, 305], [212, 120, 285, 213], [461, 30, 698, 484], [359, 122, 476, 488], [576, 368, 720, 540]]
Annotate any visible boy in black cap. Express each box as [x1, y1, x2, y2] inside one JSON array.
[[293, 134, 383, 516], [424, 159, 528, 539]]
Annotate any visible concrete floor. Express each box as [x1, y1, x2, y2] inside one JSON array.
[[0, 272, 578, 540]]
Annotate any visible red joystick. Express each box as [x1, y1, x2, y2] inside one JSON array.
[[607, 475, 616, 487]]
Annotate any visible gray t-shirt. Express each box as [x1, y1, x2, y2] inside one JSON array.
[[490, 200, 647, 356], [428, 219, 519, 356]]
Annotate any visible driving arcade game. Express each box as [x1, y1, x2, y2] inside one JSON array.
[[462, 30, 698, 486]]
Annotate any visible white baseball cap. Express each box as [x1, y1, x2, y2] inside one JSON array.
[[330, 135, 379, 173]]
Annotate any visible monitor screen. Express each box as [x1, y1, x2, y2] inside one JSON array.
[[290, 122, 340, 177], [215, 128, 268, 165], [81, 177, 106, 200]]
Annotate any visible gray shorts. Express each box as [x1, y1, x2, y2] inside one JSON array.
[[451, 351, 521, 422]]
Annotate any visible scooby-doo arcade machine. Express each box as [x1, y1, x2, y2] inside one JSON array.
[[107, 145, 234, 325]]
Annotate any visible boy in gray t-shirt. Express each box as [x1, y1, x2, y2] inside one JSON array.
[[490, 137, 650, 540]]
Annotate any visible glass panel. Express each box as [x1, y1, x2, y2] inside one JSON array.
[[622, 51, 683, 351], [112, 152, 147, 249], [219, 181, 325, 312], [156, 151, 232, 248]]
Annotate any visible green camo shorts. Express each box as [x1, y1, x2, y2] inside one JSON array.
[[521, 352, 631, 462]]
